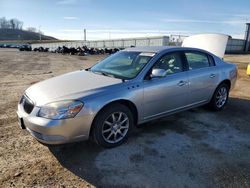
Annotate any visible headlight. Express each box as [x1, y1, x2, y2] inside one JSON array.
[[38, 100, 84, 120]]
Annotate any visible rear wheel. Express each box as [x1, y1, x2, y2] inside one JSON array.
[[209, 83, 229, 111], [92, 104, 134, 148]]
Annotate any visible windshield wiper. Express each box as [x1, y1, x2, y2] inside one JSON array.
[[92, 70, 115, 77], [92, 70, 127, 82]]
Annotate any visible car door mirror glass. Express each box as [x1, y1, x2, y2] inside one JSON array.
[[151, 68, 166, 78]]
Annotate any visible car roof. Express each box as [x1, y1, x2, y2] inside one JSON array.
[[123, 46, 216, 57], [123, 46, 180, 53]]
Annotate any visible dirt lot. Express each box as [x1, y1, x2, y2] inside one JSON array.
[[0, 48, 250, 188]]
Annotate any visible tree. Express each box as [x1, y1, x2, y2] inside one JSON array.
[[0, 17, 9, 29], [17, 20, 23, 30], [13, 19, 23, 30], [26, 27, 37, 32], [10, 19, 15, 29], [0, 17, 23, 29]]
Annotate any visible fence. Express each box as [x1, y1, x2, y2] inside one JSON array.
[[31, 36, 248, 54], [31, 36, 169, 51]]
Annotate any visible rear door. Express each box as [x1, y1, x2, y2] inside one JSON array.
[[184, 51, 219, 105], [143, 52, 189, 119]]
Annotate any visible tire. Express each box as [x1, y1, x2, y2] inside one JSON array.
[[92, 104, 134, 148], [209, 83, 229, 111]]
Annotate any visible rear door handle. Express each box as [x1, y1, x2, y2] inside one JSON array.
[[178, 80, 187, 86], [210, 74, 216, 78]]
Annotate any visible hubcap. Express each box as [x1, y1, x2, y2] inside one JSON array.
[[102, 112, 129, 144], [215, 87, 228, 108]]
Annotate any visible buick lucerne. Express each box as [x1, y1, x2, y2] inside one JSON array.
[[17, 35, 237, 147]]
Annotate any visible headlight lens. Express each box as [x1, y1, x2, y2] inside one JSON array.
[[38, 100, 84, 120]]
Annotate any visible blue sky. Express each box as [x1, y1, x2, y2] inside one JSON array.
[[1, 0, 250, 40]]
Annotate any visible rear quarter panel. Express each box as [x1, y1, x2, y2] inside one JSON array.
[[214, 56, 237, 90]]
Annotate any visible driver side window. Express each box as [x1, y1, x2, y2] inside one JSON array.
[[153, 52, 183, 76]]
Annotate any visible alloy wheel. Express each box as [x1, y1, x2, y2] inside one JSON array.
[[102, 112, 129, 144], [215, 86, 228, 108]]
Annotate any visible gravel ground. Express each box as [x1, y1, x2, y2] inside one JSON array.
[[0, 48, 249, 188]]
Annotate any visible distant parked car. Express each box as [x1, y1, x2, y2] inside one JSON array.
[[19, 45, 32, 51], [17, 34, 237, 148], [3, 44, 11, 48], [35, 47, 49, 52]]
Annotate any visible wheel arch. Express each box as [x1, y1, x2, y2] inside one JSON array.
[[219, 79, 231, 90], [208, 79, 231, 110], [209, 79, 231, 102], [89, 99, 138, 138]]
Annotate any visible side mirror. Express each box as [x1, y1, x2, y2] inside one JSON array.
[[151, 68, 166, 78]]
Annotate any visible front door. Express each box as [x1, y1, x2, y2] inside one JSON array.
[[143, 52, 189, 119]]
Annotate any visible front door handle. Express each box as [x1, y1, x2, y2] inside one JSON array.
[[178, 80, 187, 86], [210, 74, 216, 78]]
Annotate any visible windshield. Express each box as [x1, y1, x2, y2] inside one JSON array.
[[90, 51, 155, 80]]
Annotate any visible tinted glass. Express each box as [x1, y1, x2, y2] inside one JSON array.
[[185, 52, 210, 70], [153, 52, 183, 75]]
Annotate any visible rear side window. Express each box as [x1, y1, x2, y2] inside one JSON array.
[[185, 52, 210, 70]]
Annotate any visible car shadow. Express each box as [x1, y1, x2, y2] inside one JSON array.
[[49, 141, 104, 185], [49, 97, 250, 187]]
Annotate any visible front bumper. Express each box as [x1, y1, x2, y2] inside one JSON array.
[[17, 103, 94, 145]]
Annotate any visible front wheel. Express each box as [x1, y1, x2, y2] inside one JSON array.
[[92, 104, 134, 148], [209, 83, 229, 111]]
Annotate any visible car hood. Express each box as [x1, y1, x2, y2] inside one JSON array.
[[25, 70, 122, 106]]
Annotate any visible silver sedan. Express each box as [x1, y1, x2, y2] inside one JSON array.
[[17, 46, 237, 147]]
